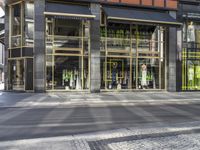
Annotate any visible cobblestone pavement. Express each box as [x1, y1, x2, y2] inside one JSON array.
[[1, 121, 200, 150]]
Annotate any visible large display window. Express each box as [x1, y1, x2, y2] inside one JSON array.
[[182, 21, 200, 90], [45, 18, 90, 91], [100, 22, 166, 91]]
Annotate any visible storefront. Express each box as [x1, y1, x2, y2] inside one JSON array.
[[4, 0, 181, 92], [44, 2, 95, 91], [100, 6, 180, 91], [178, 1, 200, 91]]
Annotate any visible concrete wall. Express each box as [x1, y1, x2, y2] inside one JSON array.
[[34, 0, 46, 92]]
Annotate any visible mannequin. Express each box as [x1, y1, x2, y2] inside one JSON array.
[[112, 63, 117, 89], [76, 73, 81, 90], [188, 65, 194, 89], [70, 71, 73, 88], [141, 63, 147, 89], [187, 22, 195, 42], [195, 65, 200, 89]]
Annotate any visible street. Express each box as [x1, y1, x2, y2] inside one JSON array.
[[0, 92, 200, 149], [1, 104, 200, 141]]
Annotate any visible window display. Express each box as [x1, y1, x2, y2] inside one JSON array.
[[45, 18, 90, 91], [53, 56, 88, 90], [101, 22, 165, 90], [182, 22, 200, 90]]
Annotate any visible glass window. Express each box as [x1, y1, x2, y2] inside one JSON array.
[[11, 4, 21, 36], [54, 19, 81, 36], [24, 1, 34, 46], [100, 22, 166, 91], [24, 21, 34, 46], [25, 1, 34, 19], [106, 23, 131, 57], [53, 19, 83, 50], [46, 56, 89, 90], [45, 17, 90, 91], [10, 2, 35, 48], [54, 56, 85, 90], [182, 21, 200, 90], [10, 3, 21, 48]]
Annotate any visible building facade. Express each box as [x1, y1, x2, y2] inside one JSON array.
[[4, 0, 186, 92]]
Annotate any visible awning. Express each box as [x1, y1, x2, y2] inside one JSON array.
[[44, 3, 95, 19], [103, 7, 182, 26]]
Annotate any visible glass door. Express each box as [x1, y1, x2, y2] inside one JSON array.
[[9, 59, 25, 91]]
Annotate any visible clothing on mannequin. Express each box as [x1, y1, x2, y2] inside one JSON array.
[[187, 22, 195, 42], [112, 63, 117, 89], [141, 64, 147, 87], [188, 67, 194, 81], [195, 66, 200, 89]]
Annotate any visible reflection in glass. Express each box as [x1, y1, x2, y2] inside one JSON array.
[[24, 1, 34, 46], [11, 4, 21, 36], [10, 4, 21, 48], [25, 2, 34, 19]]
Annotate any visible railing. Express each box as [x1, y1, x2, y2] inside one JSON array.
[[100, 0, 178, 9]]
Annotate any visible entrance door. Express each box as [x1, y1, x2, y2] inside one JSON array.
[[9, 59, 25, 91]]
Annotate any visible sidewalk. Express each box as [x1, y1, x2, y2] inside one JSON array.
[[0, 91, 200, 108]]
